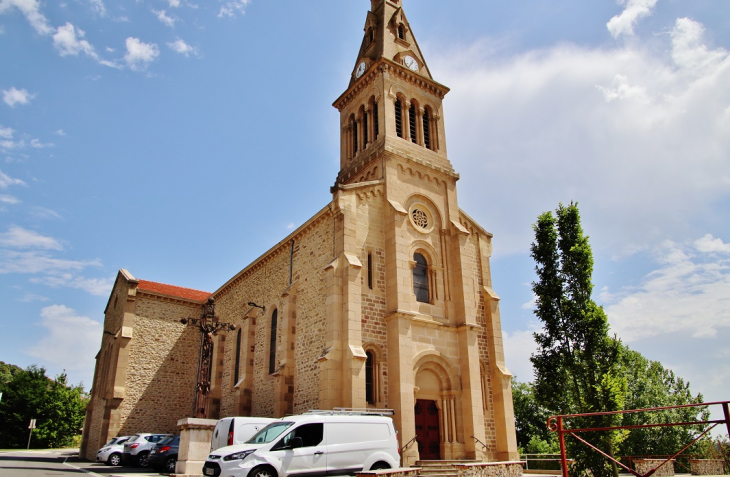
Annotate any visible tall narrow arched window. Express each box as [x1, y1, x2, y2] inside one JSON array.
[[269, 309, 278, 374], [234, 328, 242, 385], [373, 100, 379, 139], [398, 24, 405, 40], [366, 351, 375, 404], [394, 99, 403, 138], [423, 109, 431, 150], [409, 103, 417, 143], [363, 110, 369, 148], [413, 253, 430, 303]]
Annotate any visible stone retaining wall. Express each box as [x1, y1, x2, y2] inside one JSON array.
[[454, 461, 525, 477], [634, 459, 675, 476], [690, 459, 725, 475]]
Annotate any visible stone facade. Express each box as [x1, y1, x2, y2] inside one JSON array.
[[634, 459, 676, 477], [81, 0, 519, 466]]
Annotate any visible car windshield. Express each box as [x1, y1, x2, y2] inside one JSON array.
[[245, 422, 293, 444]]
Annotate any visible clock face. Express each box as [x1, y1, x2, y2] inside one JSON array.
[[356, 62, 367, 78], [404, 56, 419, 71]]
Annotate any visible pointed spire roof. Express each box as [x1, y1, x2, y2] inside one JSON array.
[[348, 0, 433, 86]]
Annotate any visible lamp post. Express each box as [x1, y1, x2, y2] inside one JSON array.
[[181, 297, 237, 418]]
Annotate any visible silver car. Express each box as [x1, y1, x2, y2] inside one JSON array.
[[96, 436, 131, 466], [122, 433, 173, 467]]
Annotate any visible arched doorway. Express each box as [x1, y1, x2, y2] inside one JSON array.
[[414, 398, 441, 460]]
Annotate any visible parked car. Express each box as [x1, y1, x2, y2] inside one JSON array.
[[203, 410, 398, 477], [211, 417, 277, 451], [148, 435, 180, 474], [96, 436, 131, 466], [122, 433, 173, 467]]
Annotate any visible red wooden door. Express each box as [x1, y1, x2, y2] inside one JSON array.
[[415, 399, 441, 460]]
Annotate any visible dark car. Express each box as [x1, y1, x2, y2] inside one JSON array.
[[147, 435, 180, 474]]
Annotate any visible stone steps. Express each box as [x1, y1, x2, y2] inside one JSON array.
[[415, 459, 482, 477]]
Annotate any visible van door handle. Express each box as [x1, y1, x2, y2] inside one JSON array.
[[314, 451, 324, 455]]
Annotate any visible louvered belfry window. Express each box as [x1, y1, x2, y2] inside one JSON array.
[[373, 101, 379, 139], [423, 109, 431, 150], [409, 103, 417, 143], [413, 253, 430, 303], [395, 99, 403, 138]]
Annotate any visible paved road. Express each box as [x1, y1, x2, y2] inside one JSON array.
[[0, 449, 160, 477]]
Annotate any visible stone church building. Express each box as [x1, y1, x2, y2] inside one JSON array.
[[81, 0, 519, 466]]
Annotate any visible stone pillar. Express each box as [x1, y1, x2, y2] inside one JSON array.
[[387, 311, 418, 466], [457, 323, 487, 461], [176, 418, 217, 476]]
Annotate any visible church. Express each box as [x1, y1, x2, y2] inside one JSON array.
[[80, 0, 519, 466]]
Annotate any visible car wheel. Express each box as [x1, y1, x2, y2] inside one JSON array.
[[370, 462, 391, 471], [137, 452, 150, 467], [250, 465, 277, 477], [107, 453, 121, 466], [164, 456, 177, 473]]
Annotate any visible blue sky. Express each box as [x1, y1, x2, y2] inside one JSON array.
[[1, 0, 729, 418]]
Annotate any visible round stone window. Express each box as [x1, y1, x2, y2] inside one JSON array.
[[408, 203, 435, 233]]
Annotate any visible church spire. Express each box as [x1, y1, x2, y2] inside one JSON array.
[[348, 0, 433, 86]]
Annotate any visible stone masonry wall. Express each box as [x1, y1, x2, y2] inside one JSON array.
[[215, 209, 334, 418], [117, 295, 201, 435]]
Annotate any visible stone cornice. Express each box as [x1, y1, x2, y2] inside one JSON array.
[[458, 208, 494, 238], [333, 58, 449, 112]]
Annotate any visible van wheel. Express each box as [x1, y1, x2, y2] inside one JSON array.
[[370, 462, 391, 471], [107, 453, 121, 466], [251, 465, 278, 477]]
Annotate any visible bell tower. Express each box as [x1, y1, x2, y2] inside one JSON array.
[[328, 0, 518, 465]]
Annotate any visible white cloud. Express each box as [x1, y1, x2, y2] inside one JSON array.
[[168, 38, 197, 56], [124, 37, 160, 71], [31, 273, 113, 296], [0, 250, 100, 274], [218, 0, 249, 18], [19, 293, 48, 302], [0, 225, 62, 249], [0, 0, 53, 35], [606, 0, 658, 39], [153, 9, 175, 27], [0, 194, 19, 204], [53, 23, 97, 59], [87, 0, 105, 16], [55, 129, 66, 136], [26, 304, 102, 376], [604, 236, 730, 341], [503, 328, 539, 383], [0, 170, 26, 188], [432, 16, 730, 257], [2, 87, 36, 107], [168, 0, 180, 7], [0, 126, 13, 139]]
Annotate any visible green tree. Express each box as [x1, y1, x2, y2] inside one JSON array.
[[0, 365, 87, 449], [618, 346, 709, 458], [0, 361, 22, 385], [530, 202, 625, 477], [512, 378, 558, 454]]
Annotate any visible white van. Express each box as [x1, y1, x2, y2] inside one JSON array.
[[202, 409, 399, 477], [211, 417, 277, 451]]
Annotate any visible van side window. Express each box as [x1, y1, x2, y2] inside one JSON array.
[[281, 423, 323, 448]]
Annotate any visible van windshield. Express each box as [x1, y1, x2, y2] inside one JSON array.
[[245, 422, 293, 444]]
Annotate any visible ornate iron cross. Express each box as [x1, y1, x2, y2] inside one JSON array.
[[181, 297, 237, 418]]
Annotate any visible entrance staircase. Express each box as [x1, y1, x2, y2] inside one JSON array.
[[415, 460, 480, 477]]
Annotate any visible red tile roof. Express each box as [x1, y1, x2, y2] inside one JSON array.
[[137, 279, 211, 302]]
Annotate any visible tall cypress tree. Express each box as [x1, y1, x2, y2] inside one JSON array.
[[530, 202, 625, 477]]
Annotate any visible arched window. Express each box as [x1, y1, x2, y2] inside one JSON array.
[[409, 102, 417, 143], [423, 109, 431, 150], [398, 24, 405, 40], [368, 28, 375, 44], [366, 350, 375, 404], [269, 309, 278, 374], [234, 328, 242, 385], [363, 110, 369, 148], [413, 253, 429, 303], [394, 99, 403, 138]]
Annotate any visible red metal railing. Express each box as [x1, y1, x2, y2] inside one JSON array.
[[547, 400, 730, 477]]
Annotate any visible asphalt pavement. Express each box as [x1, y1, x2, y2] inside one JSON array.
[[0, 449, 161, 477]]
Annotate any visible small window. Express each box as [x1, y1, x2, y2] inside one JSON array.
[[398, 24, 405, 40], [363, 111, 369, 148], [373, 100, 379, 139], [369, 28, 375, 44], [413, 253, 429, 303], [367, 253, 373, 289], [395, 99, 403, 138], [234, 328, 242, 384], [269, 309, 278, 374], [352, 116, 358, 155], [366, 351, 375, 404]]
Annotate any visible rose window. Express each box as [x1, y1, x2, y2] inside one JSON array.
[[412, 209, 428, 229]]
